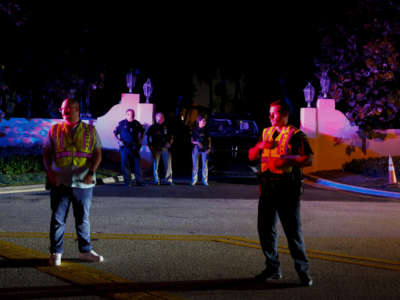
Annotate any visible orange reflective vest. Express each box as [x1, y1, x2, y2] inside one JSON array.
[[50, 122, 95, 168], [260, 125, 298, 174]]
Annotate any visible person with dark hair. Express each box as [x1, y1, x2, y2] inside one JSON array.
[[248, 99, 314, 287], [114, 108, 145, 187], [147, 112, 174, 185], [43, 98, 104, 266], [191, 115, 211, 186]]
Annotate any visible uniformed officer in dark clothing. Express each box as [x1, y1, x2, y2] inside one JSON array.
[[191, 115, 211, 186], [114, 108, 145, 186], [147, 112, 174, 185], [248, 99, 314, 287]]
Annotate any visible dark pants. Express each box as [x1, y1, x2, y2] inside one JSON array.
[[257, 173, 309, 275], [120, 147, 143, 185]]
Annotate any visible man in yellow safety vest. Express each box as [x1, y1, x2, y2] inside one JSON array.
[[43, 98, 103, 266], [249, 99, 314, 286]]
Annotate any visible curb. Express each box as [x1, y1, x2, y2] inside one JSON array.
[[304, 174, 400, 199], [96, 175, 125, 185], [0, 184, 45, 194], [0, 177, 121, 195]]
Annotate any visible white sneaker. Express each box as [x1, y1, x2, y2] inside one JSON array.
[[79, 250, 104, 263], [49, 253, 62, 266]]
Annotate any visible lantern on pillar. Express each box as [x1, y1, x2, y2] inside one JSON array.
[[303, 82, 315, 108], [143, 78, 153, 104], [126, 70, 136, 93], [320, 69, 330, 98]]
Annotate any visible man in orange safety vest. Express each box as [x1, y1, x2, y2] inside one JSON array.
[[249, 99, 314, 287]]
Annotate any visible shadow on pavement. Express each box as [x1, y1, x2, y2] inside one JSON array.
[[0, 258, 49, 268], [0, 279, 300, 299], [93, 181, 259, 200]]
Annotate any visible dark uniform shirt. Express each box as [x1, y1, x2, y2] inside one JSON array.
[[192, 126, 210, 152], [114, 119, 144, 149], [147, 122, 173, 150], [284, 130, 313, 157], [286, 130, 313, 182]]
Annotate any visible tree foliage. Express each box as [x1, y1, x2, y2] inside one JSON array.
[[0, 0, 28, 27], [315, 0, 400, 134]]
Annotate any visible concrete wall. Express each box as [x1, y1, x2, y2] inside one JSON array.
[[95, 93, 154, 150], [301, 99, 400, 173], [0, 93, 155, 171], [1, 96, 399, 174], [94, 93, 154, 169]]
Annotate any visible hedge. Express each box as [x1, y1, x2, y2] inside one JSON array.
[[343, 156, 400, 177]]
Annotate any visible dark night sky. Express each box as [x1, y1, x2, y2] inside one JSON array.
[[32, 2, 336, 71], [4, 1, 355, 118]]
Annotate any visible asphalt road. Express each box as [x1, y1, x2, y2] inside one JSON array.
[[0, 180, 399, 300]]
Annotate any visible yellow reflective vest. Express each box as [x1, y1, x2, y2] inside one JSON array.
[[260, 125, 299, 174], [50, 122, 95, 168]]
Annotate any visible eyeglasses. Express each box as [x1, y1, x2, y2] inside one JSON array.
[[59, 105, 78, 113]]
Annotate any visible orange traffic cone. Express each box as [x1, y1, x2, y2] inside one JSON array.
[[388, 154, 397, 184]]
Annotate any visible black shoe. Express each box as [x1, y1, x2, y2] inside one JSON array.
[[136, 182, 145, 187], [254, 269, 282, 282], [298, 272, 313, 287]]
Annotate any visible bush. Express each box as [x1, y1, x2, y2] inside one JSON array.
[[0, 146, 119, 186], [343, 156, 400, 177], [0, 173, 46, 186], [0, 146, 44, 175]]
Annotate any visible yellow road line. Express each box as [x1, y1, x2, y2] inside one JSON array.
[[1, 232, 399, 271], [0, 240, 184, 300], [300, 247, 400, 266], [0, 232, 49, 238], [305, 252, 400, 271], [214, 237, 400, 271], [214, 238, 261, 250], [211, 235, 400, 268]]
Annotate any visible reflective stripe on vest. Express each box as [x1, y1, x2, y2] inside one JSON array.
[[53, 122, 95, 168], [260, 126, 296, 174], [55, 151, 93, 159]]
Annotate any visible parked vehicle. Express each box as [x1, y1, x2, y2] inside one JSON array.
[[208, 114, 260, 177]]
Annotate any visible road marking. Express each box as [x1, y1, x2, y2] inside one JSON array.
[[0, 239, 184, 300], [1, 232, 399, 272]]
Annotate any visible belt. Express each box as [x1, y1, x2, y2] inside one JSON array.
[[259, 171, 291, 180]]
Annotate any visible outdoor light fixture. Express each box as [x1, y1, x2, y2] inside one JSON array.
[[303, 82, 315, 108], [126, 70, 136, 93], [320, 69, 330, 98], [143, 78, 153, 104]]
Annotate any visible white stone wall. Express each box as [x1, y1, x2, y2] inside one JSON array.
[[0, 93, 155, 170]]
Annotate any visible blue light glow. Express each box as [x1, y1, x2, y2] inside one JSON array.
[[315, 178, 400, 199]]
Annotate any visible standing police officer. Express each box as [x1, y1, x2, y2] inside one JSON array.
[[114, 108, 145, 186], [147, 112, 174, 185], [249, 99, 314, 287], [191, 115, 211, 186]]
